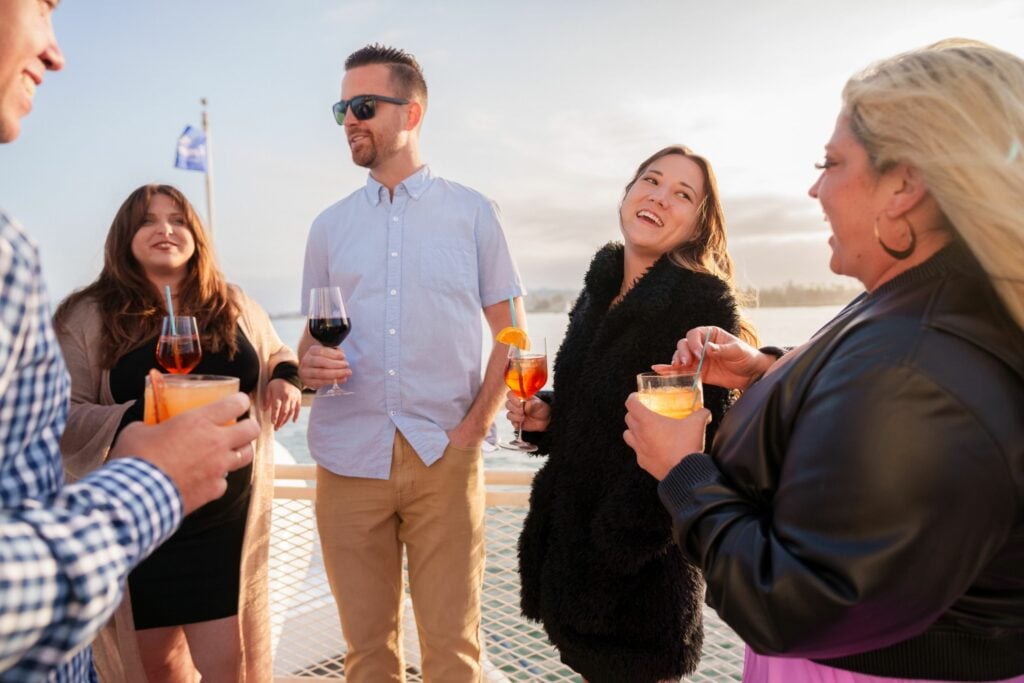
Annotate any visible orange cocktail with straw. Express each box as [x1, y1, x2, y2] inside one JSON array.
[[144, 371, 239, 424]]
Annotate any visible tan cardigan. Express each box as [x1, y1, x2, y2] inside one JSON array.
[[56, 287, 295, 683]]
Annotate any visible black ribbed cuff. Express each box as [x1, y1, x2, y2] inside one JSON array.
[[657, 452, 720, 514], [759, 345, 788, 359], [270, 361, 302, 390]]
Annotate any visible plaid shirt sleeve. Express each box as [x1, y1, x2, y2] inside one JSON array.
[[0, 211, 183, 679], [0, 460, 182, 675]]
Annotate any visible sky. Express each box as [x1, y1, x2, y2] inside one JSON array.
[[2, 0, 1023, 315]]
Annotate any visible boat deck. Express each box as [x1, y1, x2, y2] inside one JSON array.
[[269, 465, 745, 682]]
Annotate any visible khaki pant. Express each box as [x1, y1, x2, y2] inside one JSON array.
[[315, 432, 485, 683]]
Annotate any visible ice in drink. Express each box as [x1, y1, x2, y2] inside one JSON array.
[[637, 386, 703, 419], [504, 355, 548, 400], [156, 337, 202, 374], [636, 371, 703, 419]]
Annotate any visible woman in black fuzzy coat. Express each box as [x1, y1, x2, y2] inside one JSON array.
[[510, 146, 754, 682]]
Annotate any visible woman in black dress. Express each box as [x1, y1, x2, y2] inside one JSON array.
[[55, 184, 301, 682], [509, 146, 755, 682]]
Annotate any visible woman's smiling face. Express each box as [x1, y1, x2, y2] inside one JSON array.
[[619, 153, 706, 261], [130, 192, 196, 281]]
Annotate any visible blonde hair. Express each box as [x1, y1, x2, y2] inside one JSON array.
[[843, 38, 1024, 330]]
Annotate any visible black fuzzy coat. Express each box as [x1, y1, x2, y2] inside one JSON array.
[[518, 243, 741, 682]]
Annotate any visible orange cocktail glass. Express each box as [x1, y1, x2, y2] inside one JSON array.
[[504, 355, 548, 401], [144, 373, 240, 425], [156, 316, 202, 374], [636, 371, 704, 419], [500, 338, 548, 452]]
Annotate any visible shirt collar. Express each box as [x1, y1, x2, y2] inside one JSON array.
[[362, 165, 433, 205]]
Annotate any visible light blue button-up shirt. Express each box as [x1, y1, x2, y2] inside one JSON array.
[[301, 166, 524, 479]]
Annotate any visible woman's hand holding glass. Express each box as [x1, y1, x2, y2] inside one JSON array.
[[624, 393, 711, 481], [505, 393, 552, 433], [654, 326, 776, 391], [264, 378, 302, 430]]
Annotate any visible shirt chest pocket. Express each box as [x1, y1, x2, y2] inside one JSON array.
[[418, 239, 475, 293]]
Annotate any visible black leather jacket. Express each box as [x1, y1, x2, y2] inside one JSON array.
[[659, 244, 1024, 680]]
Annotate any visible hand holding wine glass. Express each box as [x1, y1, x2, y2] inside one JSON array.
[[156, 316, 202, 374], [308, 286, 352, 397]]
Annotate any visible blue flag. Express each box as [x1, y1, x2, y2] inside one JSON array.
[[174, 125, 207, 171]]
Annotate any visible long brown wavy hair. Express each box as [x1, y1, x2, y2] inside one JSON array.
[[622, 145, 758, 346], [54, 184, 239, 368]]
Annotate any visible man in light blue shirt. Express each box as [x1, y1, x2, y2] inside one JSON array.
[[298, 44, 525, 682]]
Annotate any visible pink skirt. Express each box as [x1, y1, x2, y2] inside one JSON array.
[[743, 647, 1024, 683]]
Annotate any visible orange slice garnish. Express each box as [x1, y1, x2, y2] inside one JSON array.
[[496, 326, 530, 350]]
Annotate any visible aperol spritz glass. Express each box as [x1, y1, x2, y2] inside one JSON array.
[[500, 338, 547, 452], [156, 316, 201, 374]]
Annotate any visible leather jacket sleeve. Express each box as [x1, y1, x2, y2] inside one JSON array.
[[658, 349, 1020, 659]]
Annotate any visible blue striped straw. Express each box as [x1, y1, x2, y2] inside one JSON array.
[[508, 298, 521, 359], [164, 285, 177, 335]]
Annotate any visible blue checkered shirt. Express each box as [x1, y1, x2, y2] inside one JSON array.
[[0, 211, 183, 681]]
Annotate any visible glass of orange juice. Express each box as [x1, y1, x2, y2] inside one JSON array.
[[144, 374, 240, 424], [636, 371, 703, 419]]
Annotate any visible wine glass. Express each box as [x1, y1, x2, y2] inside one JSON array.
[[156, 316, 202, 374], [500, 338, 547, 452], [308, 286, 352, 397]]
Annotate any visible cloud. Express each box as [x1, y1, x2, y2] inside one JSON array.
[[723, 195, 825, 237], [492, 189, 842, 292]]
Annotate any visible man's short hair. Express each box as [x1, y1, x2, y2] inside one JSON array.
[[345, 44, 428, 104]]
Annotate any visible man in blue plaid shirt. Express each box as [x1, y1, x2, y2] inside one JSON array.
[[0, 2, 261, 680]]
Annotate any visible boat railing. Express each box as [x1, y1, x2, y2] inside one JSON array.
[[269, 463, 745, 682]]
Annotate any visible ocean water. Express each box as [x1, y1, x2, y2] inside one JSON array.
[[272, 305, 843, 469]]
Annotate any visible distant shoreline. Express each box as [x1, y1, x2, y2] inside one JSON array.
[[270, 282, 863, 319]]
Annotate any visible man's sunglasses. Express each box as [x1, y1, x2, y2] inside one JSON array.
[[332, 95, 409, 125]]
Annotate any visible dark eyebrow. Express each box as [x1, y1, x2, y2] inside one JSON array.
[[645, 168, 697, 195]]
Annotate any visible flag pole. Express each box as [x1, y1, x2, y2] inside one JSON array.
[[200, 98, 216, 236]]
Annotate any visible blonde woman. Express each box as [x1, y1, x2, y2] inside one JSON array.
[[55, 184, 300, 682], [627, 40, 1024, 682]]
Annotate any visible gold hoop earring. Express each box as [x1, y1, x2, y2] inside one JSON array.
[[874, 215, 916, 260]]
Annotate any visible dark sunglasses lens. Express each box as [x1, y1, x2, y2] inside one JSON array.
[[352, 97, 376, 121], [332, 101, 346, 125]]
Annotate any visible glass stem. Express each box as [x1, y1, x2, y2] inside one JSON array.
[[516, 398, 526, 441]]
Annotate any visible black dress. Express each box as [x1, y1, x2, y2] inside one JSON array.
[[109, 325, 259, 629]]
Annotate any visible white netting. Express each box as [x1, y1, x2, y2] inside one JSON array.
[[270, 469, 744, 681]]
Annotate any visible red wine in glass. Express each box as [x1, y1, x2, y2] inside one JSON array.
[[308, 287, 352, 397], [156, 316, 201, 374], [308, 317, 351, 347]]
